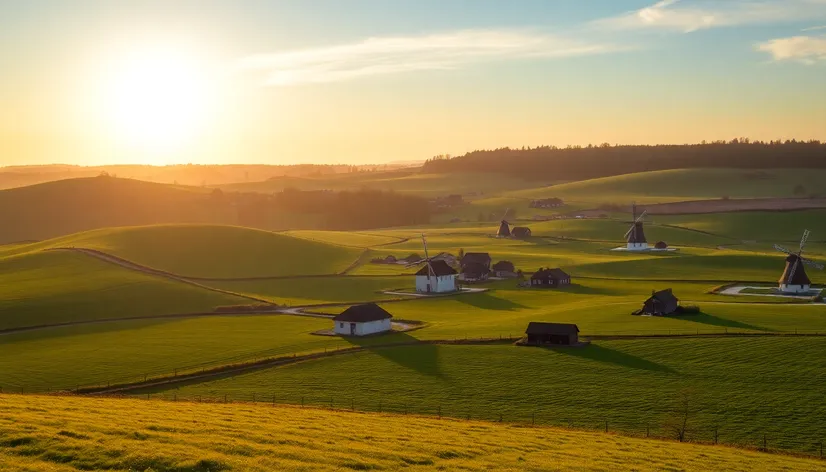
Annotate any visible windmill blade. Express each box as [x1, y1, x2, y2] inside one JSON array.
[[635, 209, 647, 223], [624, 225, 635, 238], [787, 258, 799, 284], [799, 229, 811, 252], [802, 258, 825, 270], [774, 244, 793, 255], [405, 259, 426, 268]]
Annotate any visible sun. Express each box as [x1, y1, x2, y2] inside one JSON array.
[[103, 44, 211, 157]]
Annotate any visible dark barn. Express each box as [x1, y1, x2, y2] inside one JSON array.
[[511, 227, 532, 238], [642, 288, 679, 315], [530, 268, 571, 287], [525, 322, 579, 346]]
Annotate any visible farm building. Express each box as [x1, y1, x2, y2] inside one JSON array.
[[524, 322, 579, 346], [492, 260, 516, 277], [529, 198, 564, 208], [415, 259, 458, 293], [461, 262, 490, 282], [654, 241, 668, 249], [461, 252, 491, 270], [640, 289, 679, 316], [511, 227, 532, 238], [333, 303, 393, 336], [530, 268, 571, 287]]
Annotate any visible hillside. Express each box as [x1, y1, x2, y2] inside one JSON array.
[[0, 176, 229, 243], [0, 395, 821, 472]]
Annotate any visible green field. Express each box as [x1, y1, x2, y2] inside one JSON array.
[[205, 276, 410, 306], [0, 250, 245, 330], [160, 338, 826, 454], [3, 395, 818, 472]]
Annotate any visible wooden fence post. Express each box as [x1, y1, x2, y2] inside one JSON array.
[[532, 412, 535, 425], [273, 394, 276, 406], [351, 399, 355, 411], [646, 424, 649, 438], [301, 396, 304, 407], [224, 394, 227, 403], [378, 400, 381, 412], [438, 406, 441, 418], [605, 421, 608, 433], [714, 428, 718, 444]]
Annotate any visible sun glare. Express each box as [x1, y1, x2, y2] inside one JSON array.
[[103, 44, 211, 158]]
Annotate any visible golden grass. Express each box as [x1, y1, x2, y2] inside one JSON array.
[[0, 394, 823, 471]]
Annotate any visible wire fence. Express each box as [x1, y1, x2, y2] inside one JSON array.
[[16, 390, 823, 461]]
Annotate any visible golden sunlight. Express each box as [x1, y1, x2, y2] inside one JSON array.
[[102, 43, 212, 158]]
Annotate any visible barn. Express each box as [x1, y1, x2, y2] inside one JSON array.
[[333, 303, 393, 336], [641, 288, 679, 315], [460, 253, 491, 281], [530, 268, 571, 287], [492, 260, 516, 277], [525, 322, 579, 346], [511, 227, 532, 238], [415, 260, 458, 293]]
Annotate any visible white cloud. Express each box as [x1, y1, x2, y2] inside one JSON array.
[[802, 24, 826, 31], [594, 0, 826, 33], [238, 29, 620, 86], [756, 35, 826, 63]]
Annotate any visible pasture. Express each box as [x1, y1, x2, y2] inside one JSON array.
[[2, 395, 818, 472], [160, 338, 826, 454]]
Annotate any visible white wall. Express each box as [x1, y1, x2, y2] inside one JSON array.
[[779, 283, 810, 293], [333, 318, 392, 336], [416, 274, 456, 293], [627, 242, 649, 251]]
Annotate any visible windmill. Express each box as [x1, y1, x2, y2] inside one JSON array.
[[774, 229, 823, 293], [406, 234, 457, 293], [624, 203, 648, 251], [497, 208, 511, 237]]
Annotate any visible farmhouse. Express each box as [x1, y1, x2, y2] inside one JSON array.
[[461, 252, 491, 270], [530, 268, 571, 287], [333, 303, 393, 336], [460, 252, 491, 281], [415, 259, 458, 293], [492, 260, 516, 277], [524, 322, 579, 345], [640, 288, 679, 316], [511, 227, 532, 238]]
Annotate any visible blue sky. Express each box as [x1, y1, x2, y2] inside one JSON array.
[[1, 0, 825, 165]]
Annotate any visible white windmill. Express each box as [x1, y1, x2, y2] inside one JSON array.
[[774, 229, 823, 294], [408, 234, 458, 293], [625, 203, 648, 251]]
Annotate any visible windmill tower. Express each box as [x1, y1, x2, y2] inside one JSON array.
[[408, 234, 457, 293], [625, 203, 648, 251], [774, 230, 823, 293], [497, 208, 511, 237]]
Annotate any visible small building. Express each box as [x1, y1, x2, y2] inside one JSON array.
[[654, 241, 668, 250], [415, 259, 458, 293], [461, 262, 490, 282], [333, 303, 393, 336], [511, 227, 532, 238], [525, 322, 579, 345], [384, 255, 398, 263], [641, 288, 679, 316], [461, 253, 491, 270], [492, 260, 516, 277], [530, 268, 571, 287]]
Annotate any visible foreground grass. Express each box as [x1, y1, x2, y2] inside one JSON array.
[[1, 394, 822, 471], [162, 339, 826, 455]]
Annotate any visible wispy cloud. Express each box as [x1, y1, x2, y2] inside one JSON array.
[[756, 35, 826, 63], [802, 24, 826, 31], [594, 0, 826, 33], [238, 29, 621, 86]]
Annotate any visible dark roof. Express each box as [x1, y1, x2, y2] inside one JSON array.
[[532, 268, 570, 280], [415, 259, 457, 277], [654, 241, 668, 249], [334, 303, 393, 323], [461, 252, 491, 266], [647, 288, 678, 305], [497, 220, 511, 236], [462, 262, 489, 277], [779, 254, 811, 285], [512, 227, 531, 237], [525, 322, 579, 335], [492, 260, 515, 272], [626, 222, 647, 243]]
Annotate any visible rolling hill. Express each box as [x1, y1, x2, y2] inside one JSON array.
[[0, 394, 821, 471]]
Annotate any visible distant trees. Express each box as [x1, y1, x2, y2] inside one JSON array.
[[421, 140, 826, 181]]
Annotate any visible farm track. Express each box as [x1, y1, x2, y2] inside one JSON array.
[[81, 332, 826, 395]]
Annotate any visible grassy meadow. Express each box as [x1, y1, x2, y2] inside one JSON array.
[[155, 338, 826, 454], [3, 394, 820, 472]]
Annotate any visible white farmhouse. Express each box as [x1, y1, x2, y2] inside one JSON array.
[[333, 303, 393, 336], [415, 260, 458, 293]]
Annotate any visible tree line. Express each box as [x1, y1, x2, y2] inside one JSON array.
[[421, 139, 826, 181]]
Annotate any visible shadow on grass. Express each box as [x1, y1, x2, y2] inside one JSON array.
[[552, 343, 677, 374], [345, 331, 443, 378], [670, 311, 771, 332], [455, 292, 528, 311]]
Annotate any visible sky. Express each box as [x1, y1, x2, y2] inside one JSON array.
[[1, 0, 825, 166]]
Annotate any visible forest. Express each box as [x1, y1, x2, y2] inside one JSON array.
[[422, 140, 826, 181]]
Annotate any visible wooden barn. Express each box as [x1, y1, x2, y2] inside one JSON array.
[[460, 252, 491, 281], [333, 303, 393, 336], [525, 322, 579, 346], [530, 268, 571, 287], [492, 260, 516, 277], [511, 227, 532, 238], [641, 288, 679, 316]]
